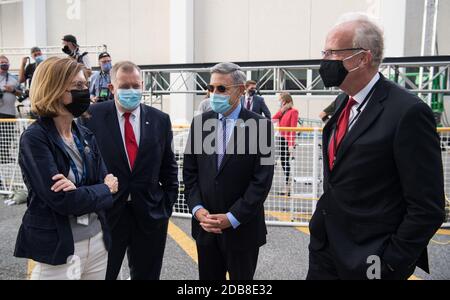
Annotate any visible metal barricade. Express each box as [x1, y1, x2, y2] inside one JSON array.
[[1, 120, 449, 227]]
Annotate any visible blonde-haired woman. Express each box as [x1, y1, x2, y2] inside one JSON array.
[[272, 93, 299, 196], [14, 57, 118, 280]]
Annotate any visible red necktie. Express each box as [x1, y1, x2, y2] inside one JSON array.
[[328, 97, 357, 171], [124, 113, 138, 170], [246, 97, 252, 110]]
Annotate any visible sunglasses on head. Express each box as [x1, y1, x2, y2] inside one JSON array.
[[206, 84, 242, 93]]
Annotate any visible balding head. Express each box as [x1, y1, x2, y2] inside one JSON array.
[[327, 13, 384, 68]]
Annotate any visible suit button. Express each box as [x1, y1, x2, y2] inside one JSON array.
[[215, 181, 218, 185], [322, 210, 327, 216]]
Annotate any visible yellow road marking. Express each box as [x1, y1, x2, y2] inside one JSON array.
[[268, 211, 310, 235], [436, 229, 450, 236], [167, 220, 198, 264], [27, 260, 36, 279], [168, 220, 230, 279]]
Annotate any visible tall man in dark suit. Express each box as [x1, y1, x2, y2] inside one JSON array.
[[183, 63, 275, 280], [240, 80, 271, 119], [307, 13, 446, 280], [81, 61, 178, 280]]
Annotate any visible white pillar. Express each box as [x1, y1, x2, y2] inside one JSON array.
[[379, 0, 407, 57], [169, 0, 194, 125], [22, 0, 47, 48]]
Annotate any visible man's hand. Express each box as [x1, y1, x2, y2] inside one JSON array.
[[51, 174, 76, 192], [104, 174, 118, 194], [3, 85, 15, 93], [196, 208, 221, 234], [208, 214, 232, 231], [194, 208, 210, 223]]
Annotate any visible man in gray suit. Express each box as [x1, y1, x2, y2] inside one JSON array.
[[240, 80, 271, 119]]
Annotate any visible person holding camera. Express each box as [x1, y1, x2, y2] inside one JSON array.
[[19, 47, 45, 87], [89, 52, 113, 103]]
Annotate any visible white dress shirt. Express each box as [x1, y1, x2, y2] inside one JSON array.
[[115, 102, 141, 168], [348, 73, 380, 131]]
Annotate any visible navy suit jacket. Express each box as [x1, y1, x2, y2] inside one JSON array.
[[80, 102, 179, 232], [309, 74, 445, 279], [14, 117, 114, 265], [240, 95, 271, 119]]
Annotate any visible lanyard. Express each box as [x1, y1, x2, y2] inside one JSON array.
[[68, 133, 87, 187], [97, 73, 109, 92], [331, 84, 377, 160]]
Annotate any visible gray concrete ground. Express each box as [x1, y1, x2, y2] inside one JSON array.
[[0, 203, 448, 280]]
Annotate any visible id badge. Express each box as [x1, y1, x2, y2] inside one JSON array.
[[77, 214, 89, 226]]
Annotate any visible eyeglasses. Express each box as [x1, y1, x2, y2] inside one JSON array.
[[321, 48, 367, 58], [206, 84, 242, 93]]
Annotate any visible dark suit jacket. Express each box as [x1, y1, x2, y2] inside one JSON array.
[[14, 117, 114, 265], [241, 95, 271, 119], [80, 102, 178, 233], [309, 74, 446, 279], [183, 108, 275, 251]]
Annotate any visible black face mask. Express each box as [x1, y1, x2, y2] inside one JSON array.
[[0, 64, 9, 72], [248, 89, 256, 97], [65, 89, 91, 118], [319, 60, 349, 88], [62, 46, 73, 56]]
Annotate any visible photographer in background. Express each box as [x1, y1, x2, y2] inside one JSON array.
[[0, 55, 22, 119], [19, 46, 45, 87], [90, 52, 113, 103], [0, 55, 22, 164], [18, 47, 46, 118]]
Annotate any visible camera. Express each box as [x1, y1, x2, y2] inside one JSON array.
[[97, 87, 111, 102]]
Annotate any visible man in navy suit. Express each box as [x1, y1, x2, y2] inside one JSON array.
[[240, 80, 271, 119], [81, 61, 178, 280]]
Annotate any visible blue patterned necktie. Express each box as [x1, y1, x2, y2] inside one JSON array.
[[217, 117, 227, 168]]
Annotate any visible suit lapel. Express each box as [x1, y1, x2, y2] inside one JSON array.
[[106, 103, 131, 174], [322, 94, 348, 176], [333, 77, 387, 170], [201, 112, 219, 175], [41, 118, 70, 160], [132, 105, 150, 174]]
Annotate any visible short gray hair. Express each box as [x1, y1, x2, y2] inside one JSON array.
[[111, 61, 141, 83], [336, 13, 384, 67], [210, 62, 246, 85], [0, 55, 9, 62]]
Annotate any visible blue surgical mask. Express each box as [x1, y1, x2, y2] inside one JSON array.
[[210, 93, 232, 114], [101, 62, 112, 73], [35, 55, 45, 64], [117, 89, 142, 111]]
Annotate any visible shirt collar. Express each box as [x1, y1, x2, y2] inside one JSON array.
[[219, 103, 242, 121], [115, 101, 141, 120], [351, 73, 380, 105]]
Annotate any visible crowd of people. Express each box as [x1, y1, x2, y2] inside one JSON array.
[[1, 12, 446, 280]]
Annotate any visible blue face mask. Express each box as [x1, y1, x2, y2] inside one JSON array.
[[101, 62, 112, 73], [35, 55, 45, 64], [117, 89, 142, 111], [210, 93, 232, 114]]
